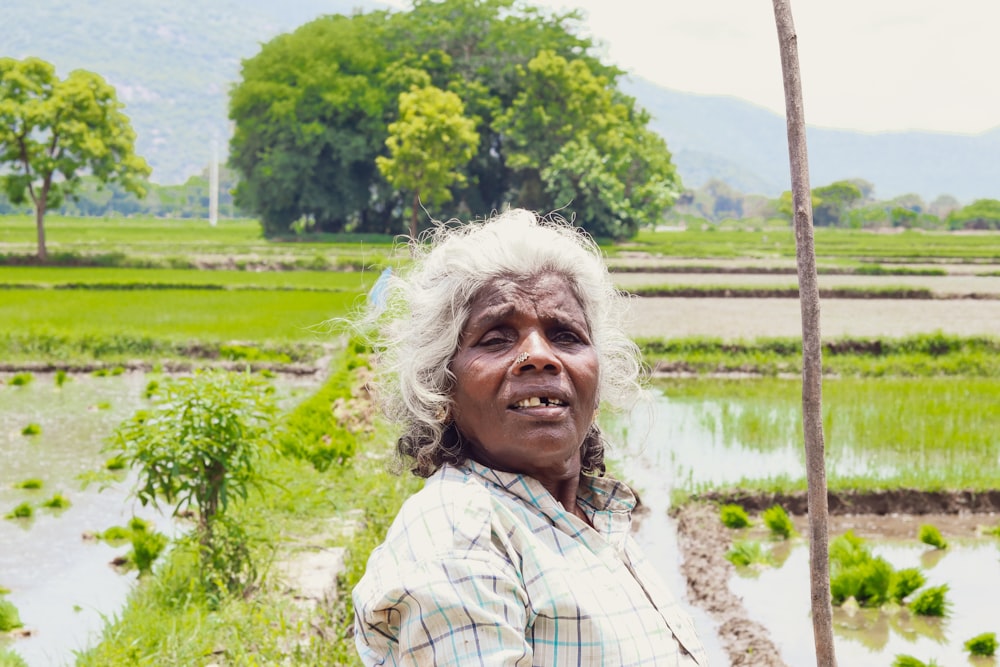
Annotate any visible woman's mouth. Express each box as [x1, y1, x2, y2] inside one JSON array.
[[512, 397, 567, 409]]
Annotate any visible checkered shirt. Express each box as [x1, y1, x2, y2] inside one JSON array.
[[353, 461, 707, 666]]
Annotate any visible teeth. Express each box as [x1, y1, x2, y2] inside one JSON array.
[[514, 397, 565, 408]]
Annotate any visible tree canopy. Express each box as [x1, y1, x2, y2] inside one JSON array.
[[0, 56, 150, 259], [228, 0, 680, 239]]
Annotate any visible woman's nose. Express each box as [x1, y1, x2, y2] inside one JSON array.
[[512, 333, 562, 374]]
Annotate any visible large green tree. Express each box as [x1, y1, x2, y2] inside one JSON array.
[[0, 57, 150, 259], [228, 0, 679, 239], [377, 85, 479, 241]]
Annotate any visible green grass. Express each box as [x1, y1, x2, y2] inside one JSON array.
[[725, 540, 773, 568], [762, 505, 795, 539], [14, 478, 42, 490], [965, 632, 998, 657], [4, 502, 33, 520], [918, 524, 948, 549], [719, 504, 752, 529]]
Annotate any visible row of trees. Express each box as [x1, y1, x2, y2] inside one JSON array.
[[677, 178, 1000, 230], [227, 0, 680, 240]]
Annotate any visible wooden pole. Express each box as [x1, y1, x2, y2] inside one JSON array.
[[770, 2, 838, 665]]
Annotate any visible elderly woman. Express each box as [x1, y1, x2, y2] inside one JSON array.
[[353, 209, 707, 666]]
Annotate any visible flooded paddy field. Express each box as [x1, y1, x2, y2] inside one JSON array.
[[611, 379, 1000, 666], [0, 371, 319, 666]]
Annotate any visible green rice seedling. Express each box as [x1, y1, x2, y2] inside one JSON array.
[[91, 368, 109, 377], [719, 504, 751, 529], [0, 585, 9, 594], [892, 656, 938, 667], [725, 540, 772, 568], [128, 529, 168, 576], [891, 567, 926, 603], [0, 648, 29, 666], [4, 503, 33, 520], [9, 372, 33, 386], [964, 632, 998, 657], [41, 493, 70, 510], [99, 525, 132, 544], [109, 366, 125, 376], [95, 401, 111, 410], [128, 516, 151, 533], [54, 369, 69, 387], [987, 524, 1000, 537], [20, 423, 40, 436], [14, 479, 42, 490], [919, 524, 948, 549], [0, 599, 23, 631], [762, 505, 795, 539], [909, 584, 950, 616], [143, 379, 160, 399]]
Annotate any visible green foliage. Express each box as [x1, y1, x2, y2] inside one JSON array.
[[40, 493, 70, 509], [0, 599, 23, 632], [54, 369, 69, 386], [947, 198, 1000, 230], [99, 525, 132, 543], [918, 524, 948, 549], [228, 0, 670, 239], [104, 455, 127, 470], [20, 423, 40, 436], [9, 372, 32, 386], [909, 584, 950, 616], [377, 85, 479, 237], [725, 540, 773, 568], [719, 504, 751, 529], [109, 369, 276, 565], [14, 478, 42, 490], [761, 505, 795, 539], [965, 632, 998, 657], [4, 502, 32, 520], [0, 647, 29, 667], [0, 57, 151, 259]]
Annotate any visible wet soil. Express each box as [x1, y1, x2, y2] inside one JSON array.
[[673, 492, 1000, 667]]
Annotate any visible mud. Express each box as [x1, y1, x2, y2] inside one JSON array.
[[673, 493, 1000, 667]]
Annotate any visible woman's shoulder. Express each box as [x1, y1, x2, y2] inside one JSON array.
[[381, 465, 497, 559]]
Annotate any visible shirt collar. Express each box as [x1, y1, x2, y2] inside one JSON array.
[[457, 460, 637, 547]]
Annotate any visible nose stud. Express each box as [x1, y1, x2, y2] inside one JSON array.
[[513, 352, 530, 365]]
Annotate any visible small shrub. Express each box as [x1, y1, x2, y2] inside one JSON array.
[[964, 632, 998, 657], [719, 504, 751, 529], [891, 567, 926, 603], [909, 584, 950, 617], [41, 493, 70, 510], [919, 524, 948, 549], [10, 372, 33, 386], [20, 423, 41, 436], [762, 505, 795, 539], [14, 479, 42, 490], [54, 369, 69, 387], [5, 503, 33, 520], [725, 540, 772, 568], [0, 599, 23, 631]]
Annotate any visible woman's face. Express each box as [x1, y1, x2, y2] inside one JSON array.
[[449, 273, 599, 486]]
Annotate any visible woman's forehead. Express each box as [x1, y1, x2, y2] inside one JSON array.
[[466, 273, 588, 323]]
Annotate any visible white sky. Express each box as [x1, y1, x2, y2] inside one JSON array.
[[383, 0, 1000, 135]]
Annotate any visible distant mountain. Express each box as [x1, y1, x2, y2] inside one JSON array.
[[624, 77, 1000, 202], [4, 0, 997, 203]]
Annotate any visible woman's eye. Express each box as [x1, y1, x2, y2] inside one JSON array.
[[552, 330, 582, 344]]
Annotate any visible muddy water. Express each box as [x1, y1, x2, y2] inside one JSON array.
[[0, 371, 317, 666], [610, 390, 1000, 666]]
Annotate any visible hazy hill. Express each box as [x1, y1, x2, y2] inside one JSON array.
[[624, 77, 1000, 202], [4, 0, 998, 203]]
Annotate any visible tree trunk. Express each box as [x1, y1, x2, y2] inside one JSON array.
[[771, 2, 837, 665], [35, 198, 48, 261]]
